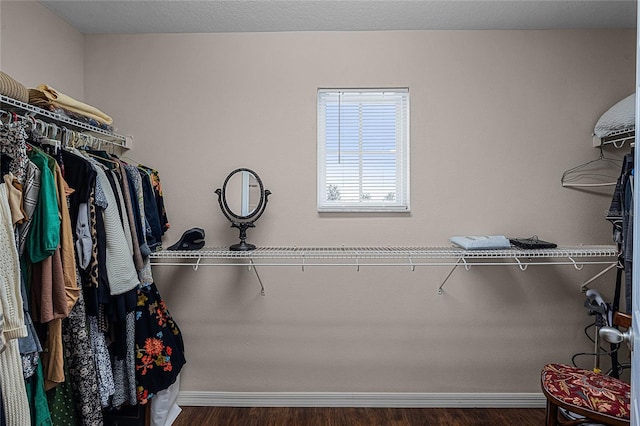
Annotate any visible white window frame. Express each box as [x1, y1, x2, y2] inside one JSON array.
[[317, 88, 410, 212]]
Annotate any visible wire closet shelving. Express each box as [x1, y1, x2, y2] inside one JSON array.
[[149, 245, 619, 295], [0, 94, 128, 150]]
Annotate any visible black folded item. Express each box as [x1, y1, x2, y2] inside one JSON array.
[[167, 227, 205, 251], [509, 236, 557, 249]]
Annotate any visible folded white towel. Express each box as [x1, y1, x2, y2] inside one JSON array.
[[449, 235, 511, 250], [594, 93, 635, 138]]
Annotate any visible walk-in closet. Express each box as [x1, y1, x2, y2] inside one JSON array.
[[0, 1, 637, 425]]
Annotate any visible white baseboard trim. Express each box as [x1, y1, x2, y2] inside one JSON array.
[[177, 391, 546, 408]]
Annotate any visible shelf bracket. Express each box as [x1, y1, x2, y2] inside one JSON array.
[[580, 262, 618, 292], [438, 257, 463, 295], [249, 259, 266, 296]]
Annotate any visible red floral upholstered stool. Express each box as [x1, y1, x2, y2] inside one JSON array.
[[541, 363, 630, 426]]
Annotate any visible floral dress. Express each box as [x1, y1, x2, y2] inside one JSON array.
[[134, 283, 185, 404]]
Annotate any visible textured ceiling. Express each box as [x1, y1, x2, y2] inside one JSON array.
[[40, 0, 637, 34]]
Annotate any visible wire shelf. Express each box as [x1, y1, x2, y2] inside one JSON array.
[[0, 94, 127, 148], [149, 245, 618, 295], [149, 245, 618, 265]]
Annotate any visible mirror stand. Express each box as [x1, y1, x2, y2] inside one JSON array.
[[215, 168, 271, 251], [229, 222, 256, 251]]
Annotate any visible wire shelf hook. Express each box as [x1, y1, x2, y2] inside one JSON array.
[[515, 256, 528, 271], [461, 256, 470, 271], [569, 256, 584, 270], [192, 255, 202, 271]]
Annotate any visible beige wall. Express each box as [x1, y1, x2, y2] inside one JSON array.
[[1, 1, 636, 396], [0, 1, 85, 99]]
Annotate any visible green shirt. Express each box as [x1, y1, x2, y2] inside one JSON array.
[[26, 150, 60, 263]]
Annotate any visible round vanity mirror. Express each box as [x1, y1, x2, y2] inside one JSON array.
[[215, 168, 271, 251], [223, 169, 264, 220]]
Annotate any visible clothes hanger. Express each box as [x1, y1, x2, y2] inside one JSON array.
[[119, 155, 149, 171], [561, 147, 623, 188], [82, 150, 121, 170], [75, 134, 120, 169], [36, 122, 62, 154]]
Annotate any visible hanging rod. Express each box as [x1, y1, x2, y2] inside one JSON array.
[[0, 94, 127, 149]]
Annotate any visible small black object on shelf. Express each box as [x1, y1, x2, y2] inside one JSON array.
[[166, 227, 205, 251], [509, 236, 557, 249]]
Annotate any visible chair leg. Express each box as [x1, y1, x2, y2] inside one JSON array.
[[546, 399, 558, 426]]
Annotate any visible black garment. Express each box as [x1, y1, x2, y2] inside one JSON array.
[[139, 170, 163, 251], [60, 149, 96, 230], [81, 202, 110, 324], [135, 283, 186, 403], [0, 154, 11, 177], [623, 161, 633, 313], [607, 152, 634, 313], [0, 383, 5, 426]]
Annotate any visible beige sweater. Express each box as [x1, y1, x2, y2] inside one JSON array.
[[0, 183, 30, 425]]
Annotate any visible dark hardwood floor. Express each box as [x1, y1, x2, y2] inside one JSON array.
[[172, 406, 546, 425]]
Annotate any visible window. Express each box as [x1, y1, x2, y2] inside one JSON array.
[[317, 89, 410, 212]]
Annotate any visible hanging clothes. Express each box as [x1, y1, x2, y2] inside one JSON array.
[[92, 162, 139, 295], [0, 111, 184, 424], [607, 151, 634, 313], [0, 183, 30, 426]]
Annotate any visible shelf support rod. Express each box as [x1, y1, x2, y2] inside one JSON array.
[[580, 262, 618, 292], [249, 259, 266, 296], [438, 257, 463, 295]]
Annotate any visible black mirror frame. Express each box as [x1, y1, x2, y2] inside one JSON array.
[[215, 168, 271, 251]]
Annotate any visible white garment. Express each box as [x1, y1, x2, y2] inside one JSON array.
[[0, 340, 30, 426], [92, 165, 140, 295], [0, 184, 27, 339], [150, 375, 182, 426], [0, 183, 30, 426], [75, 203, 92, 269]]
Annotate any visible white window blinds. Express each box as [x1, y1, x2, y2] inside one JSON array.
[[317, 89, 410, 212]]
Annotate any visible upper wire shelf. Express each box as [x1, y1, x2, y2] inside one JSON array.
[[593, 127, 635, 148], [0, 94, 127, 149]]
